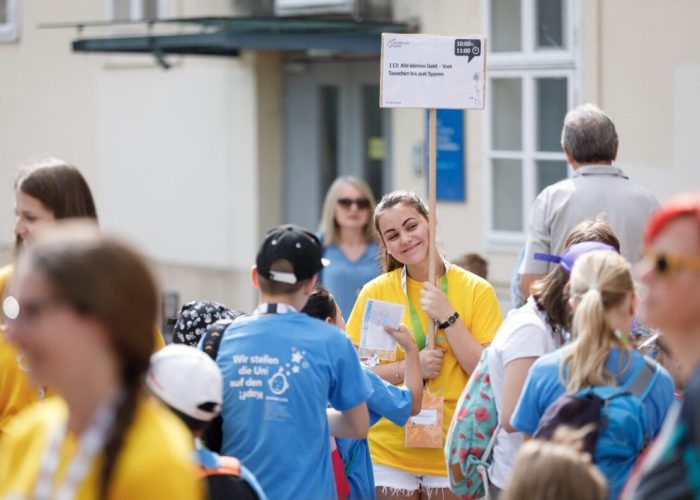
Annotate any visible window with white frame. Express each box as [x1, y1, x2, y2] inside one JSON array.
[[484, 0, 579, 247], [109, 0, 167, 21], [0, 0, 19, 42]]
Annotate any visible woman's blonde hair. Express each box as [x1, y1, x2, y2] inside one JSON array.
[[502, 427, 607, 500], [373, 191, 430, 273], [318, 177, 377, 245], [561, 250, 634, 393]]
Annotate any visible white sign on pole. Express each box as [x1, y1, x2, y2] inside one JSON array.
[[380, 33, 486, 109]]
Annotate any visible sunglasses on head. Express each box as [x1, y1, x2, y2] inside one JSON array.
[[645, 250, 700, 275], [337, 198, 370, 209]]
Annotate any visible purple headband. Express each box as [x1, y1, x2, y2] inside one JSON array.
[[534, 241, 617, 273]]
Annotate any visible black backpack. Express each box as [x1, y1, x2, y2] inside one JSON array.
[[201, 318, 237, 453]]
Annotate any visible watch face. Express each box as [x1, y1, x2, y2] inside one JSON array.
[[448, 316, 456, 325]]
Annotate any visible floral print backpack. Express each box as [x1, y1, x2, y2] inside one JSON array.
[[445, 348, 500, 500]]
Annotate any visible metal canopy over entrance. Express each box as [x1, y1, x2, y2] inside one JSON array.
[[40, 16, 414, 61]]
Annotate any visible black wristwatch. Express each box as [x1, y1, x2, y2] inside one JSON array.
[[439, 311, 459, 330]]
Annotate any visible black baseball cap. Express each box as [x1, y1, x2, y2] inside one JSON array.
[[256, 225, 328, 284]]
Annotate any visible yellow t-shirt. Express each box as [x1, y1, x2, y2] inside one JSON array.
[[0, 264, 42, 431], [346, 265, 503, 476], [0, 397, 203, 500], [0, 264, 164, 433]]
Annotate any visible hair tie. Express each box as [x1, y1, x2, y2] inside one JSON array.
[[588, 284, 601, 293]]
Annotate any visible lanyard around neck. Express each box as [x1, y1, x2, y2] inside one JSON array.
[[254, 303, 297, 316], [401, 264, 449, 351], [33, 392, 121, 500]]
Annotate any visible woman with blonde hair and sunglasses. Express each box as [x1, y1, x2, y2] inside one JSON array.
[[318, 177, 381, 320], [0, 222, 201, 499], [511, 250, 674, 499]]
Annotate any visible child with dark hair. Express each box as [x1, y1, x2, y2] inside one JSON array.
[[302, 287, 422, 500], [147, 344, 266, 500], [453, 253, 489, 280], [205, 224, 372, 500]]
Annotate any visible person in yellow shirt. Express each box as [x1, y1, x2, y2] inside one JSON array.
[[1, 158, 165, 432], [0, 221, 201, 500], [0, 265, 39, 430], [346, 191, 503, 500]]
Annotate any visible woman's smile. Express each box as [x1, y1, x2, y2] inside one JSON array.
[[401, 240, 423, 255]]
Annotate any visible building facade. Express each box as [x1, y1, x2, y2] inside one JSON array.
[[1, 0, 698, 318]]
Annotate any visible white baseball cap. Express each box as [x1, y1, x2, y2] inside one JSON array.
[[146, 344, 223, 422]]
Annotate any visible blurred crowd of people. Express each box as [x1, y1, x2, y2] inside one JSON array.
[[0, 103, 698, 500]]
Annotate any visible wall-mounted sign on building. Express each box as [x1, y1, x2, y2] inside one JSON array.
[[425, 109, 466, 202]]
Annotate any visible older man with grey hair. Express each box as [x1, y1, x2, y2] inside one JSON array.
[[519, 104, 659, 297]]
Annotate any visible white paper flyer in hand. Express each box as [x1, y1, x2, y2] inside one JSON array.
[[358, 299, 405, 361]]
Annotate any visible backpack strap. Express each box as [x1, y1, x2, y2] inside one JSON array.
[[587, 355, 656, 399], [202, 319, 233, 362], [482, 423, 501, 463], [626, 357, 660, 401], [199, 455, 242, 478], [622, 356, 660, 451]]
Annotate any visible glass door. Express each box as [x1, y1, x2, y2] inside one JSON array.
[[283, 60, 390, 229]]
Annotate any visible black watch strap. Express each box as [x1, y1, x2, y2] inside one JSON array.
[[439, 311, 459, 330]]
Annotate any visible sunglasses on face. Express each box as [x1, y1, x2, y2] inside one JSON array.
[[645, 250, 700, 275], [337, 198, 370, 210]]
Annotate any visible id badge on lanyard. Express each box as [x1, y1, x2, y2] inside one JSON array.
[[405, 388, 444, 448], [401, 265, 448, 448]]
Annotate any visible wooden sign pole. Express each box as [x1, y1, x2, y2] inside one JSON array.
[[427, 107, 437, 350]]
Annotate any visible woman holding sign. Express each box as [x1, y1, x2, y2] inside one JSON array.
[[346, 191, 502, 499]]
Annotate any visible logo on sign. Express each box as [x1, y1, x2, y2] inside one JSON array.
[[454, 39, 481, 63], [387, 38, 410, 49]]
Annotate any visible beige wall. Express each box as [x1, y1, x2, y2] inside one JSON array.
[[0, 1, 267, 314], [587, 0, 700, 200], [0, 1, 103, 249]]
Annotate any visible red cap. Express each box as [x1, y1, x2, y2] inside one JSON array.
[[645, 192, 700, 245]]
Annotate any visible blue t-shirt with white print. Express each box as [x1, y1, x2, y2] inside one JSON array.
[[336, 368, 413, 500], [213, 312, 372, 500]]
